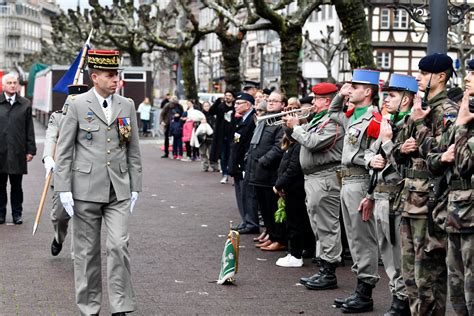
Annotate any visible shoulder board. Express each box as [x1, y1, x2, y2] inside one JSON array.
[[54, 110, 63, 114]]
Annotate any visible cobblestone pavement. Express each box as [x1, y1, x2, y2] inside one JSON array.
[[0, 121, 455, 315]]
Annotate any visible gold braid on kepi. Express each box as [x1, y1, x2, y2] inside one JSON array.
[[87, 50, 121, 70]]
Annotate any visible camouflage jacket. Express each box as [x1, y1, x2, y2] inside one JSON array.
[[393, 90, 458, 218], [427, 123, 473, 233]]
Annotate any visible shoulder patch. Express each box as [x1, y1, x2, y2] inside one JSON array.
[[62, 103, 69, 115]]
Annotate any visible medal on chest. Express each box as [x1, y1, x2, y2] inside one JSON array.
[[347, 127, 361, 145], [118, 117, 132, 146]]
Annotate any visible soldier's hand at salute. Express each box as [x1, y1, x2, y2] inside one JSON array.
[[358, 197, 374, 222], [441, 144, 455, 164], [401, 137, 417, 154], [456, 90, 474, 126], [379, 118, 393, 143], [410, 94, 430, 121], [370, 154, 386, 170], [339, 83, 352, 97]]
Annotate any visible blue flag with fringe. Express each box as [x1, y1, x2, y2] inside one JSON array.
[[52, 48, 85, 94], [53, 29, 93, 94]]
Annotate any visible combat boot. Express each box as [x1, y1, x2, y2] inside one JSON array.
[[341, 280, 375, 313], [299, 272, 320, 286], [305, 260, 337, 290], [384, 295, 411, 316], [334, 279, 363, 308]]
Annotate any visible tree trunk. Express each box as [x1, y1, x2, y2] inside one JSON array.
[[220, 37, 242, 92], [129, 50, 144, 67], [332, 0, 375, 69], [179, 48, 198, 101], [280, 24, 302, 97]]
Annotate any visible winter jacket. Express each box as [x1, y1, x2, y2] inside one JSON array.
[[0, 93, 36, 174], [246, 124, 284, 187], [275, 143, 305, 195], [182, 119, 194, 142]]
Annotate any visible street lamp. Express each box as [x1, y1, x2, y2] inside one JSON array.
[[257, 31, 267, 89]]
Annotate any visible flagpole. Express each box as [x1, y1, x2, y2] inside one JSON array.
[[32, 28, 93, 236], [73, 28, 93, 85]]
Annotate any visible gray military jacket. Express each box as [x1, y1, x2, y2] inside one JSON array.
[[43, 111, 62, 160], [291, 110, 345, 175], [54, 89, 142, 203]]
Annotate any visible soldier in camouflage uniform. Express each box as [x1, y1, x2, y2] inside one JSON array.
[[426, 59, 474, 315], [365, 74, 417, 316], [393, 53, 459, 316]]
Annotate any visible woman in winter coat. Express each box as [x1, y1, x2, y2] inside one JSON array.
[[273, 134, 315, 268]]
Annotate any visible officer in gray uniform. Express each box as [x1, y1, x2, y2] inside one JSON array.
[[364, 74, 416, 316], [55, 50, 142, 315], [43, 109, 70, 256], [285, 82, 345, 290], [332, 69, 382, 313]]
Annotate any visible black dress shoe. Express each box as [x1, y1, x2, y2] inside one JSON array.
[[0, 216, 5, 224], [13, 217, 22, 225], [161, 154, 169, 158], [111, 312, 127, 316], [51, 238, 63, 256], [237, 227, 260, 234]]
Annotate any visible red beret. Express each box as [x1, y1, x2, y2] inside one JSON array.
[[311, 83, 338, 95]]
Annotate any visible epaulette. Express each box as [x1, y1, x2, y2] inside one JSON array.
[[54, 110, 63, 114]]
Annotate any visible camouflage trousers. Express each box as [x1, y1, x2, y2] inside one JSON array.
[[447, 233, 474, 316], [400, 217, 447, 316]]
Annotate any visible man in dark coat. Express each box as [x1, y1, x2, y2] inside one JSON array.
[[0, 72, 36, 224], [159, 97, 183, 158], [228, 92, 257, 234], [209, 91, 235, 183], [248, 91, 286, 250]]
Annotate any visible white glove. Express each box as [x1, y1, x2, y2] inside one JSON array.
[[59, 192, 75, 217], [130, 192, 139, 214], [44, 156, 55, 178]]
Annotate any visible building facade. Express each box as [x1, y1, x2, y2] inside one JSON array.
[[193, 1, 474, 96], [0, 0, 58, 72]]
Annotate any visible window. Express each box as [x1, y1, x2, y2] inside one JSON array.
[[248, 46, 257, 68], [376, 51, 391, 69], [393, 9, 408, 29], [380, 8, 390, 29]]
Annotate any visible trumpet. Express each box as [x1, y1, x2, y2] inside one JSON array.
[[256, 106, 313, 126]]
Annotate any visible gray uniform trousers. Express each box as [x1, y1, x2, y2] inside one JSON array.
[[304, 168, 342, 263], [341, 176, 380, 285], [50, 191, 71, 245], [374, 191, 406, 299], [73, 187, 136, 315]]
